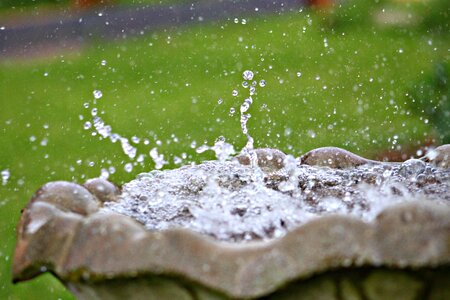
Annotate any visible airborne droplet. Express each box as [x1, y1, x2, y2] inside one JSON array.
[[93, 90, 103, 99], [242, 70, 254, 81]]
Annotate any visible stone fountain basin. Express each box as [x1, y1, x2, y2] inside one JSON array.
[[12, 146, 450, 300]]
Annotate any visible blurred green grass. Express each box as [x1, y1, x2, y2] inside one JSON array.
[[0, 4, 448, 299]]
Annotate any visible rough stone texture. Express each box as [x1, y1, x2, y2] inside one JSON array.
[[83, 178, 121, 204], [29, 181, 99, 215], [299, 147, 378, 168], [422, 144, 450, 169], [12, 146, 450, 299], [12, 187, 450, 298]]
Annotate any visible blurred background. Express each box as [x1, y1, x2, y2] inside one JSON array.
[[0, 0, 448, 298]]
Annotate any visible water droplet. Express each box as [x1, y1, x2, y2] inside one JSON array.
[[120, 138, 137, 159], [229, 107, 236, 115], [234, 18, 239, 23], [84, 121, 92, 130], [91, 108, 98, 116], [43, 72, 48, 77], [1, 169, 10, 185], [93, 90, 103, 99], [196, 145, 210, 153], [124, 163, 133, 173], [217, 98, 223, 105], [296, 72, 302, 77], [174, 156, 183, 164], [100, 168, 109, 179], [242, 81, 249, 88], [241, 19, 247, 25], [259, 80, 266, 87], [242, 70, 254, 81], [232, 90, 238, 96], [101, 60, 107, 66]]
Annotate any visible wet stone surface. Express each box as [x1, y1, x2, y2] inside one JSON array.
[[102, 151, 450, 242]]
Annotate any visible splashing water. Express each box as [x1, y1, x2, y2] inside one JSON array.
[[237, 70, 266, 166], [149, 148, 167, 170], [195, 136, 235, 161], [83, 90, 171, 171], [103, 157, 450, 242]]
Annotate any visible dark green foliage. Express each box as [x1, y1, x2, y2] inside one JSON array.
[[408, 62, 450, 143], [420, 0, 450, 34], [0, 0, 69, 10], [327, 0, 385, 28]]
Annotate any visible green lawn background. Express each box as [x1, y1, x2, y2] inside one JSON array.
[[0, 2, 448, 299]]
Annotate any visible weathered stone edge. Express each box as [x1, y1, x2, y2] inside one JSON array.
[[12, 181, 450, 298]]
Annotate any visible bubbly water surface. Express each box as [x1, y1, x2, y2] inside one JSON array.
[[102, 157, 450, 242]]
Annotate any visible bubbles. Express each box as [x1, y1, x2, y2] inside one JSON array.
[[101, 60, 107, 66], [242, 70, 254, 81], [93, 90, 103, 99], [399, 159, 426, 179], [232, 90, 239, 96], [84, 121, 92, 130], [259, 80, 266, 87], [102, 155, 450, 242], [1, 169, 10, 185], [296, 72, 302, 77], [229, 107, 236, 115]]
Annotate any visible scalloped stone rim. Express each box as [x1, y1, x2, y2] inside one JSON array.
[[12, 180, 450, 299]]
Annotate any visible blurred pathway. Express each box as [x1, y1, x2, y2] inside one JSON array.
[[0, 0, 308, 58]]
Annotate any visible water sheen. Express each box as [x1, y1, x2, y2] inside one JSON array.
[[102, 158, 450, 242]]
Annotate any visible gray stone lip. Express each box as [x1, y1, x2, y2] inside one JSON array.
[[12, 180, 450, 298]]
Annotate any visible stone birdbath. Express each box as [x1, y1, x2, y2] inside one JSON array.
[[12, 145, 450, 299]]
